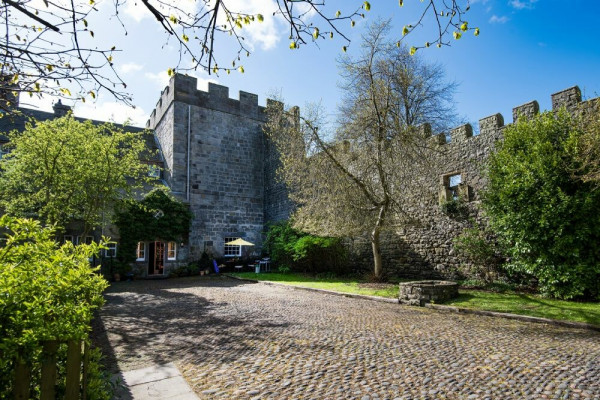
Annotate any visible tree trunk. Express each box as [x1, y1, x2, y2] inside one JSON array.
[[371, 225, 383, 279], [371, 205, 386, 279]]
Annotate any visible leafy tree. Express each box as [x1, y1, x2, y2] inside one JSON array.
[[0, 114, 152, 237], [266, 20, 457, 279], [483, 110, 600, 299], [0, 216, 108, 397], [264, 221, 348, 274], [0, 0, 477, 110]]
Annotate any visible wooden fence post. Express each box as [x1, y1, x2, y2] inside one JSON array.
[[65, 340, 82, 400], [13, 355, 31, 400], [82, 341, 90, 400], [40, 340, 59, 400]]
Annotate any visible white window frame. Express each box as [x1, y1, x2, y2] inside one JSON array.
[[167, 241, 177, 260], [224, 237, 241, 257], [105, 243, 117, 258], [63, 235, 75, 244], [136, 242, 146, 261]]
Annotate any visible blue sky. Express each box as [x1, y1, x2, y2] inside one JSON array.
[[21, 0, 600, 132]]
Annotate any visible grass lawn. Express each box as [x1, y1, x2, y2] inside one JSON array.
[[446, 290, 600, 326], [229, 272, 600, 326], [229, 272, 400, 298]]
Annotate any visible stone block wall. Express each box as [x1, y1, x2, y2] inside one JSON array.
[[351, 86, 597, 279], [398, 281, 459, 306], [147, 74, 292, 261]]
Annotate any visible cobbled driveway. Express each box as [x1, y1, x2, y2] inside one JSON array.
[[95, 276, 600, 400]]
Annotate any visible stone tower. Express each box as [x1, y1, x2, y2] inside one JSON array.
[[146, 74, 289, 260]]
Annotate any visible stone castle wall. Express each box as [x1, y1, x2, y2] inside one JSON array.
[[350, 86, 594, 278]]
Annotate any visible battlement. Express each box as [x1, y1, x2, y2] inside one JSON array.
[[426, 85, 593, 146], [146, 73, 265, 129]]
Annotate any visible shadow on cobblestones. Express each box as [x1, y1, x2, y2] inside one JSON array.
[[94, 277, 292, 372], [95, 275, 600, 400]]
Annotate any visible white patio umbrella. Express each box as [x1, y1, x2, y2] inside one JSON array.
[[225, 238, 255, 246]]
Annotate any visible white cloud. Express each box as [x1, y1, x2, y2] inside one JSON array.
[[144, 69, 218, 93], [18, 92, 148, 127], [212, 0, 281, 51], [18, 92, 56, 113], [144, 71, 171, 89], [118, 62, 144, 74], [186, 71, 219, 92], [73, 101, 149, 127], [509, 0, 538, 10], [489, 15, 509, 24]]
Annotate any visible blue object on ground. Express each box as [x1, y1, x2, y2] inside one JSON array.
[[213, 260, 220, 274]]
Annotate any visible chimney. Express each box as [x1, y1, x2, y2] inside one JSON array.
[[53, 100, 71, 117]]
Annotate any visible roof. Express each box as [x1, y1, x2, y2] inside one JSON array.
[[0, 106, 162, 163]]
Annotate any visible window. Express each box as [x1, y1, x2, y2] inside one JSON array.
[[167, 242, 176, 260], [224, 237, 241, 257], [448, 173, 462, 200], [105, 243, 117, 258], [77, 236, 94, 245], [148, 164, 161, 179], [63, 235, 74, 244], [439, 172, 470, 204], [136, 242, 146, 261]]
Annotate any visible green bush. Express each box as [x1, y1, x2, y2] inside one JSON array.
[[0, 216, 109, 397], [264, 221, 349, 274], [483, 110, 600, 299], [453, 223, 504, 284], [440, 199, 469, 220]]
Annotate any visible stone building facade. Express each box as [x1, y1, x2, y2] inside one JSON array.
[[144, 74, 290, 267], [127, 76, 598, 278], [1, 73, 594, 279]]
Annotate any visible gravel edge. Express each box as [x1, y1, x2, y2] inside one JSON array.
[[225, 274, 600, 332]]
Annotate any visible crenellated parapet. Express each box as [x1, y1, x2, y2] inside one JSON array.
[[146, 73, 265, 129], [423, 85, 595, 147]]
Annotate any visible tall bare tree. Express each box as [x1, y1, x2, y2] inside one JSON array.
[[266, 20, 457, 278], [0, 0, 476, 112]]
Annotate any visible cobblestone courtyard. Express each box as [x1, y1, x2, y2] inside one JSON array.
[[95, 276, 600, 399]]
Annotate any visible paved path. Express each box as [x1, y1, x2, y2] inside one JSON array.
[[113, 363, 199, 399], [95, 276, 600, 400]]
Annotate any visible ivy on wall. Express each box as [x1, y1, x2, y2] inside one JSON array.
[[114, 187, 192, 264]]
